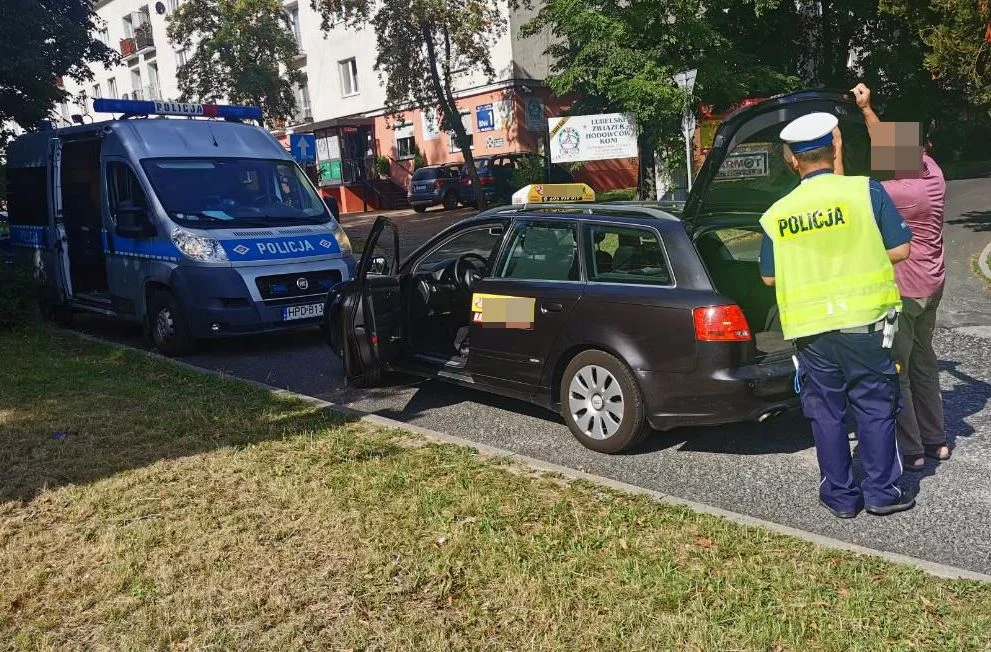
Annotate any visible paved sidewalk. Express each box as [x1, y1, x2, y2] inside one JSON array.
[[939, 178, 991, 333]]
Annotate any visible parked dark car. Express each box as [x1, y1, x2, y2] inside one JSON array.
[[408, 164, 462, 213], [323, 90, 874, 453], [457, 153, 573, 206], [0, 211, 9, 254]]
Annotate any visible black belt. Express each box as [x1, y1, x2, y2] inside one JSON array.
[[837, 319, 886, 334]]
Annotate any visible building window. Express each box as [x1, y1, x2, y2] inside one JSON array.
[[167, 0, 180, 11], [107, 78, 118, 98], [395, 123, 415, 160], [98, 27, 109, 45], [176, 48, 188, 67], [448, 112, 473, 153], [285, 4, 302, 48], [339, 58, 359, 97], [93, 84, 102, 99]]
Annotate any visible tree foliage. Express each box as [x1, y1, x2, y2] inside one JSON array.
[[881, 0, 991, 111], [310, 0, 515, 207], [522, 0, 801, 196], [167, 0, 305, 125], [0, 0, 117, 149]]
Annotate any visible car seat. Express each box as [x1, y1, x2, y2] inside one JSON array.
[[611, 233, 642, 272], [593, 231, 613, 273], [509, 228, 576, 280]]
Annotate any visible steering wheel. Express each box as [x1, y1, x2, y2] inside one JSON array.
[[454, 253, 488, 289]]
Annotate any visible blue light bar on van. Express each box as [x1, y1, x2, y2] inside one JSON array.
[[92, 99, 262, 121]]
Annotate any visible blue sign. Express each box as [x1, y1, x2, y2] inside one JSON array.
[[290, 134, 317, 163], [476, 104, 495, 132], [220, 233, 341, 261]]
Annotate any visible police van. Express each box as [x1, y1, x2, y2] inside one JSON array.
[[5, 99, 355, 355]]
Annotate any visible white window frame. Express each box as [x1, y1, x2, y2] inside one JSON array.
[[395, 122, 415, 160], [448, 112, 473, 153], [107, 78, 118, 98], [285, 3, 302, 48], [176, 47, 188, 67], [338, 58, 359, 97]]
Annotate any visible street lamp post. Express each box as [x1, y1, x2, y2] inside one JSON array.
[[672, 69, 697, 194]]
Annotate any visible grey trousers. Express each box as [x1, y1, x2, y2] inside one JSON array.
[[893, 286, 946, 456]]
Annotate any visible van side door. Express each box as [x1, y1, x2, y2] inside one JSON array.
[[103, 158, 159, 318]]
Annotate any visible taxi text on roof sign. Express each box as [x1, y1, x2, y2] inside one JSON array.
[[511, 183, 596, 205]]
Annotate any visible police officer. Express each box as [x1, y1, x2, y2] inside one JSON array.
[[758, 112, 916, 518]]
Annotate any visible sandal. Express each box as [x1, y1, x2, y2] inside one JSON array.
[[924, 444, 951, 461], [903, 454, 925, 472]]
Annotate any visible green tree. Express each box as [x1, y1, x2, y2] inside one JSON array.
[[0, 0, 117, 148], [880, 0, 991, 111], [310, 0, 511, 208], [522, 0, 800, 198], [167, 0, 305, 125]]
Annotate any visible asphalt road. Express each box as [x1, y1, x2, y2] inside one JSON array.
[[71, 181, 991, 574]]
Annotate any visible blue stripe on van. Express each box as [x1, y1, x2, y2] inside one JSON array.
[[102, 230, 181, 262], [10, 225, 48, 249]]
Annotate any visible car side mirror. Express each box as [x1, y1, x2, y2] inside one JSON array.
[[369, 255, 388, 275], [115, 201, 155, 239]]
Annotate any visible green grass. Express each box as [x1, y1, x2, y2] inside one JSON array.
[[3, 329, 991, 650], [940, 158, 991, 181]]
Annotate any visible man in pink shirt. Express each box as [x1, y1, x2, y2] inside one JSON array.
[[851, 84, 950, 471]]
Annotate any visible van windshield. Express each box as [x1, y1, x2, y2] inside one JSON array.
[[142, 158, 330, 228]]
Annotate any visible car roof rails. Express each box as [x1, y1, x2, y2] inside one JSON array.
[[474, 203, 681, 221]]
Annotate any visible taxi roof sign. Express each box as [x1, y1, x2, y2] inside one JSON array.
[[511, 183, 596, 205]]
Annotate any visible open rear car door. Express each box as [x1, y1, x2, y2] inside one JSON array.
[[329, 216, 403, 387]]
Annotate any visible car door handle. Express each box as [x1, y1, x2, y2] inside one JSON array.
[[541, 302, 563, 313]]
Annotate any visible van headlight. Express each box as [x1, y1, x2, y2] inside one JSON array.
[[172, 228, 229, 262], [329, 220, 352, 255]]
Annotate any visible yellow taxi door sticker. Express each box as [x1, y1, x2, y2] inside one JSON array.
[[471, 293, 536, 330]]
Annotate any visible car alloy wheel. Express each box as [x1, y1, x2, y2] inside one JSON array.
[[568, 364, 625, 439], [154, 306, 175, 346]]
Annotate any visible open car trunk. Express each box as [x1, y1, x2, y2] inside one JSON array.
[[694, 224, 791, 357]]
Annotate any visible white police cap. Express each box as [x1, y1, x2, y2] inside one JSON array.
[[779, 112, 839, 153]]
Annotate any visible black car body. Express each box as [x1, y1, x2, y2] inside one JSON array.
[[407, 164, 462, 213], [324, 90, 875, 453], [457, 153, 573, 206]]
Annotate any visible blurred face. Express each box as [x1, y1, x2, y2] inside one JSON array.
[[869, 122, 923, 179]]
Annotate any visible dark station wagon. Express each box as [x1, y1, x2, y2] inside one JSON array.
[[323, 90, 876, 453]]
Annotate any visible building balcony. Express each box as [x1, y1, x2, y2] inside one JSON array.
[[120, 37, 137, 57], [134, 24, 155, 51], [288, 103, 314, 126]]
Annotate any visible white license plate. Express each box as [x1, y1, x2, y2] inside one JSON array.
[[282, 303, 324, 321], [414, 184, 427, 191]]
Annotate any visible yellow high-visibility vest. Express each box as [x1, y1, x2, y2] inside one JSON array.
[[759, 173, 901, 340]]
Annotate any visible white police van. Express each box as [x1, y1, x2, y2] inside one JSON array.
[[5, 99, 355, 355]]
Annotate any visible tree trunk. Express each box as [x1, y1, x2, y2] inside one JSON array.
[[421, 23, 486, 210], [637, 134, 657, 201]]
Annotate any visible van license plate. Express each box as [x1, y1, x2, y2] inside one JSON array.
[[282, 303, 324, 321]]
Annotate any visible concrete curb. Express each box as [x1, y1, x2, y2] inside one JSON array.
[[68, 330, 991, 584], [978, 241, 991, 283]]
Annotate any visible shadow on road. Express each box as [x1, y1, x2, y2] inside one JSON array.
[[946, 210, 991, 233]]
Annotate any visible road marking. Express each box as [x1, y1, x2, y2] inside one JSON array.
[[67, 330, 991, 584]]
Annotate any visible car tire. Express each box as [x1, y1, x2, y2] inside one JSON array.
[[147, 290, 195, 357], [442, 191, 458, 210], [413, 205, 427, 213], [560, 350, 650, 453]]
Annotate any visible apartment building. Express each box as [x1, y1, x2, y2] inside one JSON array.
[[59, 0, 637, 212]]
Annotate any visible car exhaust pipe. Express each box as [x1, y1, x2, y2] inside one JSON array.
[[757, 407, 787, 423]]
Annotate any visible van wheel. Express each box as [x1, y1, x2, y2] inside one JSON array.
[[413, 205, 427, 213], [148, 291, 195, 357], [442, 191, 458, 210], [560, 350, 650, 453]]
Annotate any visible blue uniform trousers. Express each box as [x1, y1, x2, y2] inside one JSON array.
[[795, 330, 904, 512]]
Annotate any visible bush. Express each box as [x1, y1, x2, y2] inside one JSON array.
[[0, 261, 41, 330], [510, 155, 547, 193], [375, 155, 391, 178], [412, 144, 427, 170]]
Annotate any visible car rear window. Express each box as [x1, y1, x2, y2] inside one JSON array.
[[585, 224, 672, 286], [412, 168, 441, 181]]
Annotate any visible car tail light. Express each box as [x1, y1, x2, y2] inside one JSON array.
[[459, 177, 471, 186], [479, 176, 495, 186], [693, 305, 752, 342], [433, 179, 442, 189]]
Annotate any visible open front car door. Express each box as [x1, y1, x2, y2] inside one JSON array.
[[324, 216, 403, 387]]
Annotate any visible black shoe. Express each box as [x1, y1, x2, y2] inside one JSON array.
[[819, 498, 859, 519], [865, 495, 916, 516]]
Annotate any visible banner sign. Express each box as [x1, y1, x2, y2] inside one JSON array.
[[524, 98, 545, 132], [547, 113, 638, 163], [715, 143, 771, 179]]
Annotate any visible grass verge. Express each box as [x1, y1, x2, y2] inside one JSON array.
[[2, 329, 991, 650]]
